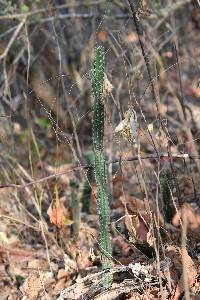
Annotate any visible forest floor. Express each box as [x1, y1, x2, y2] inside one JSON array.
[[0, 1, 200, 299]]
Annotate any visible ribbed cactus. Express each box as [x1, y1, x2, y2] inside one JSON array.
[[160, 170, 174, 223], [81, 151, 95, 214], [91, 46, 112, 287], [70, 180, 80, 242]]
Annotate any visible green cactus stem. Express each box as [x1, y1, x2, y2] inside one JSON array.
[[81, 151, 95, 214], [70, 180, 80, 242], [91, 46, 112, 287], [160, 170, 174, 223]]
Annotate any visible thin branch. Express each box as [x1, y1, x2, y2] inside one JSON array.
[[0, 0, 192, 21], [0, 17, 26, 60], [26, 13, 130, 24], [0, 0, 106, 20], [173, 43, 187, 120], [154, 0, 192, 18], [127, 0, 160, 115], [0, 153, 199, 190]]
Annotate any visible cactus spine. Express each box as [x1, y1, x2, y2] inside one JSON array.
[[91, 46, 111, 287]]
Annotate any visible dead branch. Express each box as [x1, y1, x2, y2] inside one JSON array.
[[0, 153, 199, 190], [0, 17, 27, 61]]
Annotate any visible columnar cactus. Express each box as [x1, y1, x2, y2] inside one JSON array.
[[70, 180, 80, 242], [81, 151, 95, 214], [91, 46, 112, 287], [160, 170, 173, 222]]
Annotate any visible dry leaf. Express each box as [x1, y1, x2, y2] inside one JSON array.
[[54, 269, 69, 293], [135, 67, 143, 80], [147, 229, 156, 247], [115, 110, 138, 144], [173, 248, 197, 300], [103, 73, 113, 96], [125, 214, 140, 237], [115, 117, 129, 133], [47, 199, 63, 229], [47, 197, 73, 229], [121, 195, 160, 242], [125, 213, 149, 241], [172, 203, 200, 231], [21, 271, 53, 300], [97, 30, 108, 42], [165, 245, 198, 300]]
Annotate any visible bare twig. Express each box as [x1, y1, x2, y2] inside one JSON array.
[[127, 0, 160, 115], [0, 1, 106, 20], [0, 17, 26, 60], [0, 0, 191, 21], [153, 0, 192, 18], [0, 153, 199, 190], [0, 214, 40, 231]]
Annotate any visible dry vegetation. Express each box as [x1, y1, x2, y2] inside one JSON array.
[[0, 0, 200, 299]]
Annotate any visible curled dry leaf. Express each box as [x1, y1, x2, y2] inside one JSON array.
[[47, 197, 73, 229], [165, 245, 198, 300], [120, 195, 152, 241], [103, 73, 113, 96], [172, 203, 200, 232], [173, 248, 198, 300], [146, 229, 156, 248], [125, 214, 140, 238], [115, 109, 138, 144]]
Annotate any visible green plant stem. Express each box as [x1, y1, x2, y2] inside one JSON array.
[[160, 170, 174, 222], [81, 151, 95, 213], [70, 180, 80, 242], [91, 46, 111, 287]]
